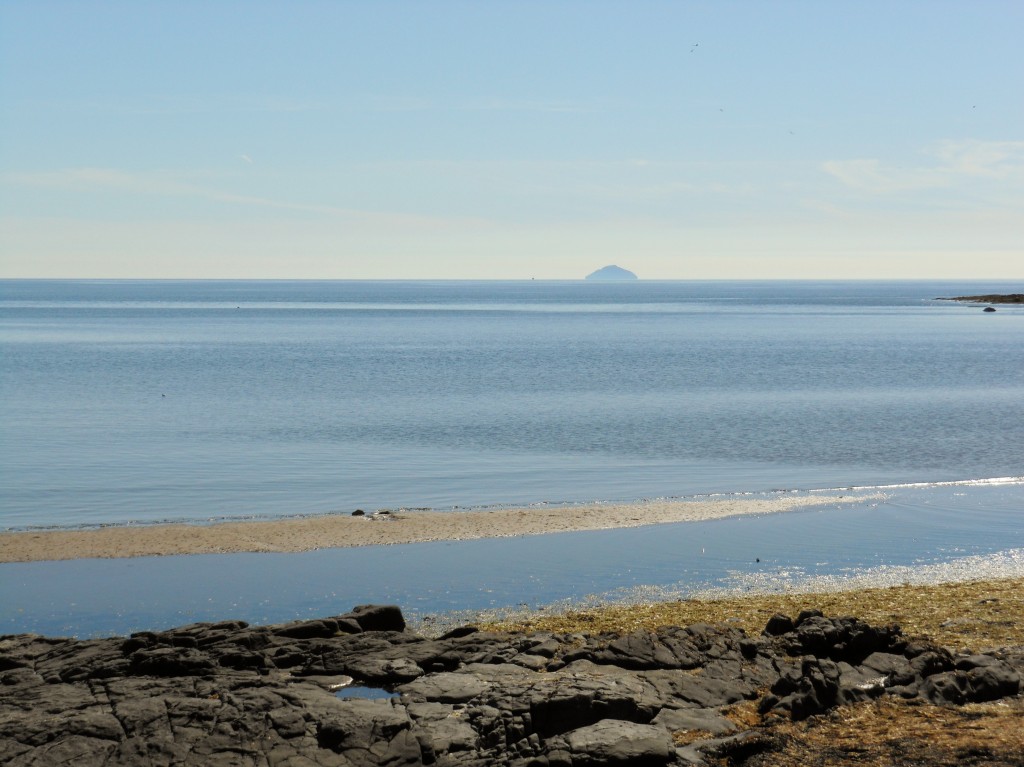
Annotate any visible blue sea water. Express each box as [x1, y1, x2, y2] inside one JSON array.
[[3, 483, 1023, 638], [1, 279, 1022, 637], [2, 279, 1022, 529]]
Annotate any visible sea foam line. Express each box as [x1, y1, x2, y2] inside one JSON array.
[[839, 476, 1024, 491]]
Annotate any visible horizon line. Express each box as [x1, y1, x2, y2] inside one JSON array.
[[1, 276, 1021, 283]]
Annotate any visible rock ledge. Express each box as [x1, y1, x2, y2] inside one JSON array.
[[2, 605, 1021, 766]]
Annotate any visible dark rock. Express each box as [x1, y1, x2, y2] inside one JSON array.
[[795, 608, 824, 625], [860, 651, 915, 686], [119, 635, 152, 654], [903, 640, 934, 658], [923, 657, 1022, 704], [439, 625, 480, 640], [408, 702, 478, 758], [273, 618, 342, 639], [651, 707, 737, 735], [224, 627, 273, 651], [593, 631, 685, 670], [772, 613, 904, 663], [955, 653, 1005, 671], [526, 669, 656, 737], [678, 730, 775, 764], [32, 637, 127, 683], [793, 616, 836, 655], [921, 671, 969, 705], [739, 638, 760, 659], [268, 646, 306, 668], [570, 624, 742, 671], [833, 617, 906, 663], [217, 650, 267, 670], [128, 647, 215, 677], [523, 637, 561, 658], [3, 604, 1022, 766], [763, 613, 795, 636], [349, 604, 407, 633], [761, 656, 841, 719], [400, 671, 491, 703], [836, 664, 889, 705], [910, 648, 954, 678], [547, 720, 673, 765], [641, 667, 756, 708], [315, 698, 420, 764], [345, 656, 425, 685], [511, 652, 550, 671], [964, 661, 1020, 700]]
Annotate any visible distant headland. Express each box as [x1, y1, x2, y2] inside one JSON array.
[[936, 294, 1023, 304], [585, 265, 638, 281]]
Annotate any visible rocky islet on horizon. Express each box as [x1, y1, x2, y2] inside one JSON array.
[[585, 266, 638, 281], [2, 604, 1021, 766], [935, 293, 1023, 304]]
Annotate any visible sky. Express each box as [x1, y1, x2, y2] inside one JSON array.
[[1, 1, 1021, 280]]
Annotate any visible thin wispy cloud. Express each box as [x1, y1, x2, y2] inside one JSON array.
[[821, 159, 947, 194], [2, 168, 488, 231], [823, 140, 1024, 194], [931, 139, 1024, 178]]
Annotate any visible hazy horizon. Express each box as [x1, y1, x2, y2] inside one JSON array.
[[3, 276, 1020, 287]]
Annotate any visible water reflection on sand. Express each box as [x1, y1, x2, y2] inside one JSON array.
[[1, 482, 1021, 639]]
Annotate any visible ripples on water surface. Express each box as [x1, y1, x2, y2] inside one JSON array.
[[2, 483, 1022, 638], [2, 279, 1022, 528], [1, 280, 1021, 635]]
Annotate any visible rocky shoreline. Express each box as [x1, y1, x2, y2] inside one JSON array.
[[936, 293, 1024, 304], [3, 604, 1021, 766]]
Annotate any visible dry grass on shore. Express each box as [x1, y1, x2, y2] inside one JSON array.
[[483, 577, 1024, 650], [487, 579, 1024, 767], [757, 697, 1024, 767]]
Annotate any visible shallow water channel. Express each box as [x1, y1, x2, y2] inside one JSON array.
[[1, 483, 1022, 639]]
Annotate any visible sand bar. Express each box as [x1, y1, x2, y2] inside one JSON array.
[[0, 493, 884, 563]]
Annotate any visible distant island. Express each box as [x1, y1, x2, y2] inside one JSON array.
[[585, 265, 638, 281], [936, 294, 1023, 304]]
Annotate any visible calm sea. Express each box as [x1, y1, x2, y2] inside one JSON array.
[[3, 279, 1024, 637], [1, 279, 1022, 530]]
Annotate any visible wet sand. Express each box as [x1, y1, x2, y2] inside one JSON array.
[[0, 493, 881, 563]]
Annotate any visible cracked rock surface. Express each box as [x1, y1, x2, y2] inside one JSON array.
[[1, 605, 1021, 766]]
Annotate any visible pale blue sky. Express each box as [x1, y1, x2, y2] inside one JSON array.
[[1, 1, 1021, 279]]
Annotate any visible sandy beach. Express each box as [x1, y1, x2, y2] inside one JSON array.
[[0, 492, 881, 563]]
